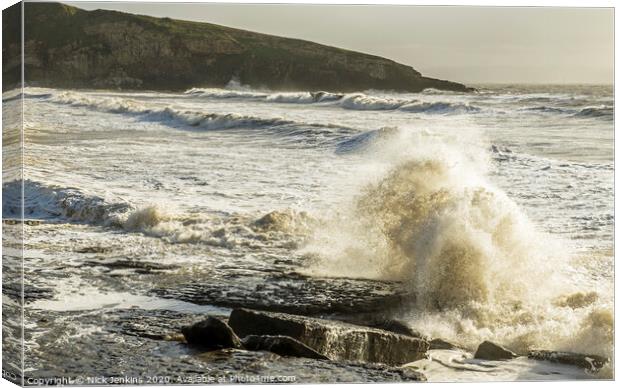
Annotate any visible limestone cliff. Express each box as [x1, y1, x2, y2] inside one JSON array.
[[3, 2, 473, 92]]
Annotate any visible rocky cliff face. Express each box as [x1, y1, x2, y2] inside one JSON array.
[[3, 2, 472, 92]]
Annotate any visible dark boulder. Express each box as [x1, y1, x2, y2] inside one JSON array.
[[528, 350, 608, 372], [241, 335, 329, 360], [181, 317, 242, 349], [228, 308, 429, 365], [474, 341, 518, 360]]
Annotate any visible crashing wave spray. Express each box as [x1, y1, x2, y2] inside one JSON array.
[[303, 127, 612, 366]]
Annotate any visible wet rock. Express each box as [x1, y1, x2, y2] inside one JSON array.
[[110, 309, 215, 341], [430, 338, 458, 350], [528, 350, 608, 372], [474, 341, 518, 360], [241, 335, 329, 360], [152, 275, 412, 315], [229, 308, 429, 365], [84, 259, 178, 272], [26, 308, 426, 383], [368, 319, 423, 338], [182, 317, 242, 349], [328, 313, 424, 338]]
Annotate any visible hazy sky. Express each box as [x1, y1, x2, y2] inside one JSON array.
[[65, 2, 614, 84]]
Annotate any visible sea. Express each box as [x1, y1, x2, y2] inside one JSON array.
[[1, 82, 614, 381]]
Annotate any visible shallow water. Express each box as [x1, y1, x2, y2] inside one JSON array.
[[2, 83, 614, 381]]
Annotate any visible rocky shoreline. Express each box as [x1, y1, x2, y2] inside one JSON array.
[[11, 240, 610, 384], [14, 298, 611, 384], [21, 307, 428, 384], [179, 308, 610, 378], [3, 216, 610, 384]]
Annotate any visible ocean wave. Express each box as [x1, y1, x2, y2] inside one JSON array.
[[339, 94, 480, 114], [185, 88, 345, 104], [184, 87, 480, 114], [265, 92, 314, 104], [3, 180, 316, 249], [335, 127, 399, 154], [573, 106, 613, 119], [185, 87, 267, 100], [46, 91, 354, 135], [339, 94, 407, 110], [522, 106, 570, 114], [520, 104, 613, 120], [3, 180, 134, 226], [399, 101, 480, 114]]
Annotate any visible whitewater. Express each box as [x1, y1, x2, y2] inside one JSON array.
[[2, 82, 613, 381]]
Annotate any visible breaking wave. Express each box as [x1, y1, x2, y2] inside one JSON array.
[[399, 100, 480, 114], [521, 105, 613, 120], [184, 87, 480, 114], [4, 180, 315, 248], [185, 88, 343, 104], [46, 91, 354, 135], [303, 129, 612, 364], [185, 87, 266, 100], [3, 179, 152, 229], [335, 127, 399, 154]]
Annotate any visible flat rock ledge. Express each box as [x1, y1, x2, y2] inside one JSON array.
[[528, 350, 609, 372], [228, 308, 429, 366]]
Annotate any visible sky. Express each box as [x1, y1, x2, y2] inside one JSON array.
[[65, 1, 614, 85]]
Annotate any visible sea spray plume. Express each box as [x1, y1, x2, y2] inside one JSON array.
[[354, 158, 556, 310], [302, 129, 612, 365]]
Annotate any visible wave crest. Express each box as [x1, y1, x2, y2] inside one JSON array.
[[3, 180, 170, 232], [574, 105, 613, 119], [183, 87, 480, 114], [47, 91, 353, 136]]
